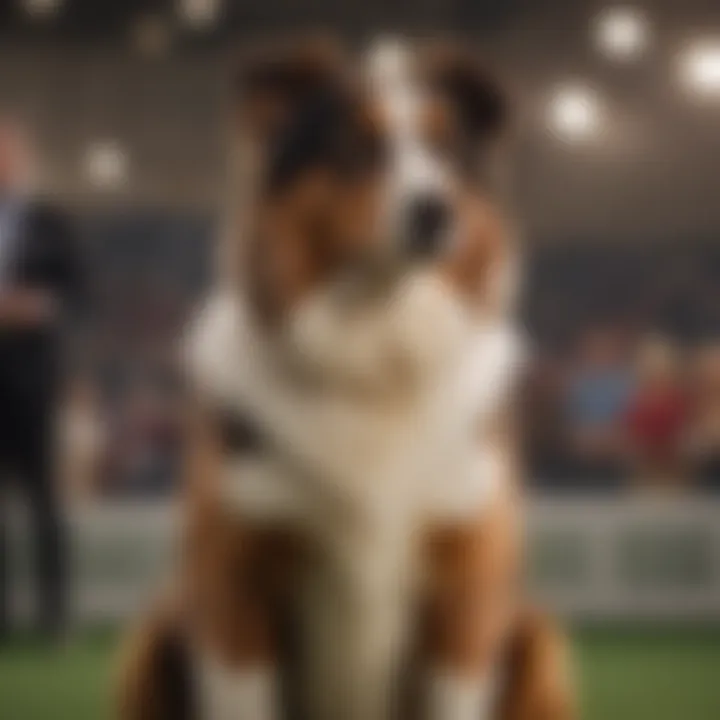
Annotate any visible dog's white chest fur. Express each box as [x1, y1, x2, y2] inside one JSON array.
[[187, 277, 523, 719]]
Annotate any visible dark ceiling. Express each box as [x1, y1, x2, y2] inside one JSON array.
[[0, 0, 540, 44]]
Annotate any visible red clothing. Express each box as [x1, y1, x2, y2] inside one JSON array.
[[626, 386, 686, 458]]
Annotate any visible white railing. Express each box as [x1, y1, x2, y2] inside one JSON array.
[[6, 496, 720, 624]]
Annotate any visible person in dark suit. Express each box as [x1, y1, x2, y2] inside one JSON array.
[[0, 118, 85, 641]]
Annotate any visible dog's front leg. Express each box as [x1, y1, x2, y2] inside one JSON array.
[[424, 489, 520, 720], [182, 403, 298, 720], [188, 495, 287, 720]]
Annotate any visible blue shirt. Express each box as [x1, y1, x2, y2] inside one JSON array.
[[566, 367, 635, 428]]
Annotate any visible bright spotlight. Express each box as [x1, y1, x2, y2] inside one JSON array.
[[547, 85, 604, 142], [678, 41, 720, 97], [593, 7, 651, 61], [84, 142, 129, 189], [22, 0, 63, 19], [178, 0, 223, 28]]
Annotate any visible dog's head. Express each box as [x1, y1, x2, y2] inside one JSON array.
[[233, 36, 516, 388]]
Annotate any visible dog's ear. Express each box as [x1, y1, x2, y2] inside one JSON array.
[[234, 36, 347, 141], [424, 43, 508, 145]]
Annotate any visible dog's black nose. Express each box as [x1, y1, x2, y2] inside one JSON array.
[[406, 194, 450, 258]]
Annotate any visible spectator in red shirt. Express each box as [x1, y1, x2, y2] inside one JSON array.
[[626, 336, 687, 490]]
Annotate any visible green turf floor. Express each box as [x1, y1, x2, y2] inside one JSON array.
[[1, 629, 719, 720]]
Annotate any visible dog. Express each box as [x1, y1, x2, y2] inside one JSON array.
[[117, 36, 575, 720]]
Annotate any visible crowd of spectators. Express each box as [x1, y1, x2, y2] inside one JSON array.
[[58, 217, 720, 498], [523, 244, 720, 492], [524, 329, 720, 491], [58, 212, 207, 500]]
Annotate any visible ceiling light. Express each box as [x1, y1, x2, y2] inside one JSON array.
[[547, 85, 605, 142], [678, 41, 720, 97], [84, 142, 129, 190], [593, 7, 651, 62]]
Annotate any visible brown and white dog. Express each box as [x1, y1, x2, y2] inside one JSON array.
[[117, 36, 575, 720]]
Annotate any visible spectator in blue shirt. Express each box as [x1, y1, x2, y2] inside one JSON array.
[[565, 326, 636, 488]]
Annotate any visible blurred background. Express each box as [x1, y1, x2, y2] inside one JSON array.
[[0, 1, 719, 719]]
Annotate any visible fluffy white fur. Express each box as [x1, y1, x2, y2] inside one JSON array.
[[185, 268, 524, 720], [427, 670, 502, 720], [196, 655, 279, 720]]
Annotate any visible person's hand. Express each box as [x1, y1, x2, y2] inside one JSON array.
[[0, 288, 57, 326]]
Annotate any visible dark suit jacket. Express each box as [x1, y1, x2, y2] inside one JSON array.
[[0, 199, 85, 405]]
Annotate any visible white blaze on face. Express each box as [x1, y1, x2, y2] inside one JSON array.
[[365, 39, 453, 244]]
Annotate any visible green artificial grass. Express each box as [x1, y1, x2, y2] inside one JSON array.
[[0, 631, 115, 720], [576, 629, 720, 720], [1, 628, 719, 719]]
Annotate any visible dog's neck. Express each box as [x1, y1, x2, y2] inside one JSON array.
[[272, 270, 474, 401], [188, 280, 523, 504]]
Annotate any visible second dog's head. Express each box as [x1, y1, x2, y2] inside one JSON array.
[[233, 36, 516, 388]]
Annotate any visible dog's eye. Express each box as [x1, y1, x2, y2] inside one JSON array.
[[333, 129, 388, 181]]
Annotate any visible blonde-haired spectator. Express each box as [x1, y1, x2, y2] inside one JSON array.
[[625, 335, 688, 490]]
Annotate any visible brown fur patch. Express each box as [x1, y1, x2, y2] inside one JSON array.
[[439, 192, 513, 313], [181, 402, 305, 665], [423, 485, 522, 672], [234, 35, 348, 140], [246, 132, 387, 322], [498, 609, 577, 720], [116, 597, 193, 720]]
